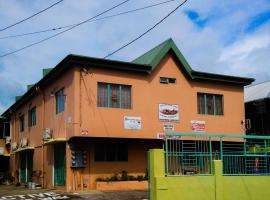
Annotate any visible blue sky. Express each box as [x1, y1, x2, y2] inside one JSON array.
[[0, 0, 270, 114]]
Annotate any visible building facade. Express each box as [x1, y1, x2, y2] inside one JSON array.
[[245, 81, 270, 135], [2, 39, 254, 190]]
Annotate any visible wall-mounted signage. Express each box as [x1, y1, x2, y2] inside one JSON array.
[[163, 124, 174, 131], [157, 133, 181, 140], [191, 120, 206, 132], [159, 104, 179, 121], [124, 116, 142, 130]]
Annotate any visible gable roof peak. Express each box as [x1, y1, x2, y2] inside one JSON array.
[[132, 38, 192, 74]]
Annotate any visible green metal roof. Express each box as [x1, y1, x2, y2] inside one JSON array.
[[42, 68, 53, 77], [133, 38, 192, 74], [1, 38, 254, 117], [133, 38, 254, 85]]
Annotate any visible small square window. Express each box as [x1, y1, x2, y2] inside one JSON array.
[[160, 77, 176, 84]]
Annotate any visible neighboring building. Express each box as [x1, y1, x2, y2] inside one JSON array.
[[1, 39, 254, 191], [0, 116, 10, 173], [244, 81, 270, 135]]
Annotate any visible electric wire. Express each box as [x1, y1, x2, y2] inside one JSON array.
[[0, 0, 130, 58], [0, 0, 65, 32], [0, 0, 175, 40], [104, 0, 188, 58]]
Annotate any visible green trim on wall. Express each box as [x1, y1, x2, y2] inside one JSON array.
[[107, 84, 110, 108], [119, 85, 122, 109], [204, 94, 207, 115]]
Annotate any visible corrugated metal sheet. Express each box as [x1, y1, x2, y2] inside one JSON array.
[[244, 81, 270, 102]]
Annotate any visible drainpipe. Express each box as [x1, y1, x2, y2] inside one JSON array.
[[41, 89, 45, 188]]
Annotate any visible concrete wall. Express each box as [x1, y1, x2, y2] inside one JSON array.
[[75, 54, 245, 140], [67, 138, 161, 191], [149, 149, 270, 200]]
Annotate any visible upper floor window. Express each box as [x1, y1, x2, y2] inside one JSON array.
[[0, 121, 10, 138], [19, 114, 24, 132], [55, 88, 65, 114], [97, 82, 131, 109], [28, 107, 36, 127], [160, 77, 176, 84], [94, 142, 128, 162], [197, 93, 223, 115]]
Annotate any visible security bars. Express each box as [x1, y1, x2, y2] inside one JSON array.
[[164, 133, 270, 176]]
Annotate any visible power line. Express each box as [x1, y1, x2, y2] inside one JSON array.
[[104, 0, 188, 58], [0, 0, 130, 58], [0, 0, 65, 32], [0, 0, 176, 40]]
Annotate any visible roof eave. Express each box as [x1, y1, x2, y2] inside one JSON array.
[[1, 55, 151, 117], [192, 70, 255, 86]]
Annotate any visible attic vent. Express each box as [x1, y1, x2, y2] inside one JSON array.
[[160, 77, 176, 84]]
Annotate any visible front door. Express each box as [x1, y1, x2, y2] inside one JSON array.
[[19, 151, 33, 183], [54, 143, 66, 186]]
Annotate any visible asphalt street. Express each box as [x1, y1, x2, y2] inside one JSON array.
[[0, 186, 148, 200]]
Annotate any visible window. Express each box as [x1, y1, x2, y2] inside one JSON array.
[[97, 82, 131, 109], [55, 88, 65, 113], [94, 142, 128, 162], [28, 107, 36, 127], [197, 93, 223, 115], [3, 122, 10, 137], [160, 77, 176, 84], [19, 114, 24, 132]]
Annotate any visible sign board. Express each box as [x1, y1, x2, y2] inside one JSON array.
[[157, 133, 181, 140], [191, 120, 206, 132], [163, 124, 174, 131], [124, 116, 142, 130], [0, 147, 3, 155], [159, 104, 179, 121]]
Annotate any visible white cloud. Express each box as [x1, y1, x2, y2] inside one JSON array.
[[0, 0, 270, 113]]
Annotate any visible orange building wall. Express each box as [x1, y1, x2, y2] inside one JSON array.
[[75, 54, 245, 140], [10, 68, 76, 187], [9, 52, 247, 191], [66, 139, 161, 191]]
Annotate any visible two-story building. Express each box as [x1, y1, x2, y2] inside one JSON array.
[[2, 39, 254, 190]]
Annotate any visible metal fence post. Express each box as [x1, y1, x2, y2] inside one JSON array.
[[165, 138, 169, 176]]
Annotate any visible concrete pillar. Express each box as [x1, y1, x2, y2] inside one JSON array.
[[213, 160, 223, 200], [149, 149, 165, 200]]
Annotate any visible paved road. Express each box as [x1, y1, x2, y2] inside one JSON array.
[[0, 186, 148, 200]]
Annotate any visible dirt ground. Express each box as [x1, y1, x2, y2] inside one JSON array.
[[0, 185, 148, 200]]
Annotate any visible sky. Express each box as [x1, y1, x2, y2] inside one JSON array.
[[0, 0, 270, 114]]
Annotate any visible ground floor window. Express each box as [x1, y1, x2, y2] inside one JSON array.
[[95, 142, 128, 162]]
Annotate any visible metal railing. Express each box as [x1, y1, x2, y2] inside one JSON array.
[[164, 133, 270, 176]]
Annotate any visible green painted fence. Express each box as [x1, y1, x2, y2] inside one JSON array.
[[164, 133, 270, 176], [149, 149, 270, 200]]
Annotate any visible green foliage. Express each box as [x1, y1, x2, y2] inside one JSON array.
[[96, 171, 148, 182]]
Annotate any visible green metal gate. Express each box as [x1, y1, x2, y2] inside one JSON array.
[[54, 142, 66, 186], [19, 151, 33, 183]]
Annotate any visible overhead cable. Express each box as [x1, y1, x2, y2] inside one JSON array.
[[0, 0, 65, 32], [0, 0, 130, 58], [104, 0, 188, 58], [0, 0, 175, 40]]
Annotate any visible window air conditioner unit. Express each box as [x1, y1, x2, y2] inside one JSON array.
[[11, 142, 18, 151], [5, 137, 11, 144], [43, 128, 53, 141], [19, 138, 28, 148]]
